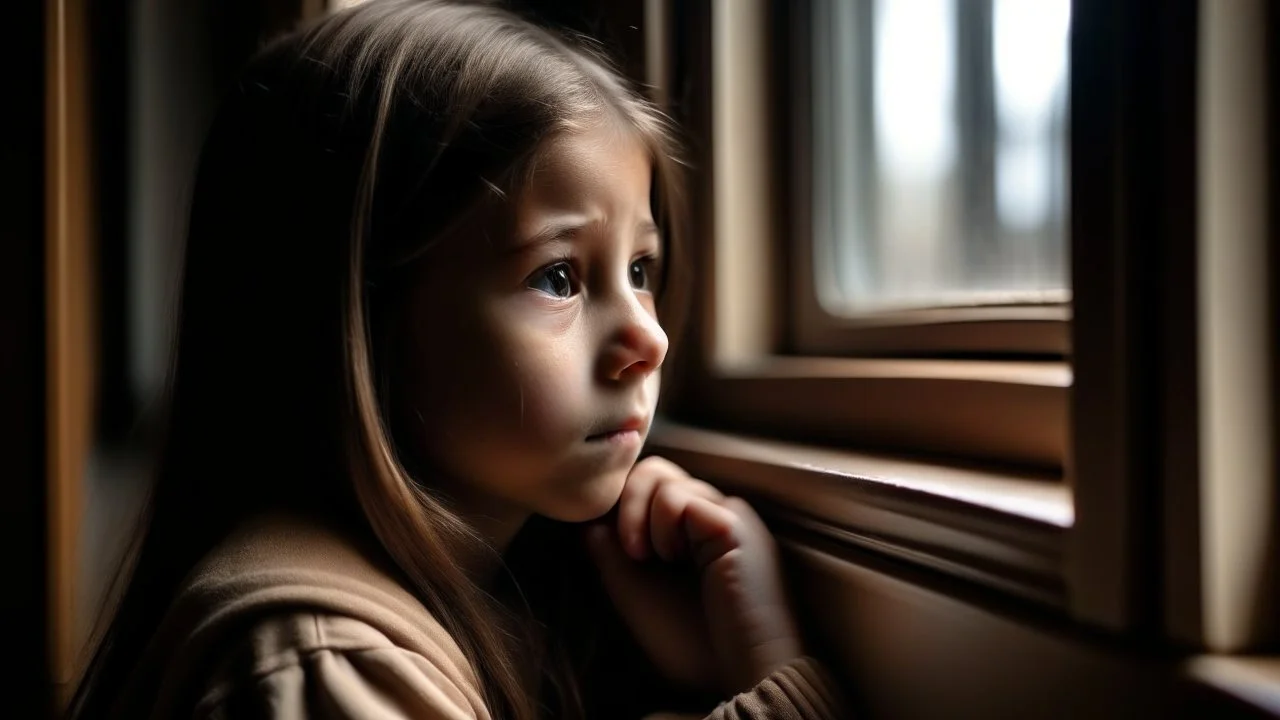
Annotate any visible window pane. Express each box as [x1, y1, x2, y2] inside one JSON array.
[[812, 0, 1070, 313]]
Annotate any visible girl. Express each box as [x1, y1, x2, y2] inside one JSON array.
[[69, 1, 845, 718]]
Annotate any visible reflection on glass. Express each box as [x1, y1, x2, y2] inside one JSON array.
[[817, 0, 1071, 313]]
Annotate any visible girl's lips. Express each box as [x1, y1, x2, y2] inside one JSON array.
[[587, 428, 642, 446], [587, 417, 646, 443]]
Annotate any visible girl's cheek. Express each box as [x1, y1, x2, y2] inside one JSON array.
[[482, 295, 594, 435], [509, 353, 586, 433]]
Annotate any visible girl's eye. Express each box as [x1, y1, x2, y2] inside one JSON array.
[[527, 262, 576, 299], [630, 258, 653, 291]]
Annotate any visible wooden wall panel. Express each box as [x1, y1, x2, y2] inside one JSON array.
[[46, 0, 98, 700]]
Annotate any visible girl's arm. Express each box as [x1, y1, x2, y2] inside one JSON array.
[[643, 656, 843, 720], [699, 657, 844, 720]]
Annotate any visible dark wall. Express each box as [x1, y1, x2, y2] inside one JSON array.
[[0, 1, 50, 717], [93, 0, 309, 446]]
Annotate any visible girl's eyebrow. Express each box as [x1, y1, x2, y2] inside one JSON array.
[[637, 219, 661, 241], [510, 218, 662, 255], [511, 220, 584, 255]]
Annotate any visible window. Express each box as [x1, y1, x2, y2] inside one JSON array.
[[795, 0, 1072, 355], [650, 0, 1072, 613], [813, 0, 1070, 314], [658, 0, 1069, 472]]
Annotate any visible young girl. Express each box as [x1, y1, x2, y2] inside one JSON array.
[[70, 1, 844, 717]]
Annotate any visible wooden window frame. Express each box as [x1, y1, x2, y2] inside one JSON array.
[[1163, 0, 1278, 651], [647, 0, 1072, 618], [656, 0, 1068, 471], [649, 0, 1278, 653]]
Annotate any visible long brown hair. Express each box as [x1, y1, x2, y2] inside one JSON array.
[[68, 1, 687, 718]]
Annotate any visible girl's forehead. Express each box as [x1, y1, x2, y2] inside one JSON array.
[[399, 125, 654, 272], [508, 129, 653, 245], [517, 126, 651, 207]]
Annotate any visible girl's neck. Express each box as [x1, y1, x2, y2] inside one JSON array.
[[437, 481, 531, 583]]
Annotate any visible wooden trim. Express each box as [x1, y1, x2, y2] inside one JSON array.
[[1068, 0, 1203, 639], [680, 356, 1069, 470], [1180, 0, 1276, 651], [659, 0, 712, 411], [1067, 0, 1146, 636], [791, 306, 1070, 357], [648, 422, 1070, 608], [46, 0, 96, 695], [709, 0, 777, 365]]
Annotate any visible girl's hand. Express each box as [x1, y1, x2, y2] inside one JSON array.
[[584, 456, 804, 695]]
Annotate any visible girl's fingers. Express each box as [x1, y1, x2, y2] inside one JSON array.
[[616, 456, 725, 562], [616, 460, 664, 559], [649, 482, 688, 561], [650, 479, 724, 561], [682, 496, 747, 570], [645, 476, 716, 561], [720, 496, 768, 537]]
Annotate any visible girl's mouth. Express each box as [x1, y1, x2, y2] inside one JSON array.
[[587, 428, 641, 444], [587, 416, 646, 444]]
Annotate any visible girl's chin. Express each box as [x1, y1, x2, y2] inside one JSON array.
[[541, 472, 627, 523]]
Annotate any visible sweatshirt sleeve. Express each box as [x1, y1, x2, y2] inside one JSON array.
[[699, 657, 846, 720], [194, 613, 489, 720]]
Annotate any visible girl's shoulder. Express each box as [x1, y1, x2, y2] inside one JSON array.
[[194, 610, 488, 719], [129, 513, 490, 719]]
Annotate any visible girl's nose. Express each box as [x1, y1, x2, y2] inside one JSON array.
[[600, 299, 668, 383]]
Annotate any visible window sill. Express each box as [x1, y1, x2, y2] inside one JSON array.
[[1186, 656, 1280, 717], [792, 301, 1072, 357], [647, 421, 1072, 608], [672, 356, 1069, 470]]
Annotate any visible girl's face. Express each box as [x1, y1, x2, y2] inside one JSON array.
[[399, 124, 667, 535]]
